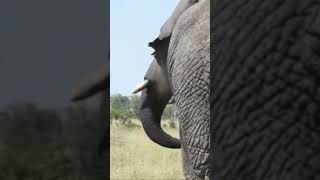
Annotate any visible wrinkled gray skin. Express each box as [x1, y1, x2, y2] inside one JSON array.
[[136, 0, 210, 179], [212, 0, 320, 180], [70, 61, 109, 179]]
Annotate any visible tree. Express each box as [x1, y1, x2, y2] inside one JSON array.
[[110, 94, 133, 124], [110, 94, 130, 110], [129, 94, 141, 119], [162, 104, 175, 120]]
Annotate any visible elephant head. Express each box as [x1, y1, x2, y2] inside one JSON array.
[[133, 38, 181, 148], [135, 0, 210, 178]]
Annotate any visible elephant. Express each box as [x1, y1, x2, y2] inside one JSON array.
[[70, 60, 109, 179], [212, 1, 320, 180], [133, 0, 210, 179]]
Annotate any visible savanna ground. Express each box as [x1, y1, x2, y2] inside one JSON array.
[[110, 119, 184, 180]]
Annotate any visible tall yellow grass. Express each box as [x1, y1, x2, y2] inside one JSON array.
[[110, 119, 184, 180]]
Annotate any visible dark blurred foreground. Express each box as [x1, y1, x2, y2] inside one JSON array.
[[0, 102, 104, 180]]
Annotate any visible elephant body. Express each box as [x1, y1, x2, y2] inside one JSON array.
[[168, 0, 210, 178], [136, 0, 210, 179], [212, 1, 320, 180]]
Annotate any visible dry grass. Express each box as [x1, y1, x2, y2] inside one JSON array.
[[110, 119, 184, 180]]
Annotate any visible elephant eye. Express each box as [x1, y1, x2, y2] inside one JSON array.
[[152, 52, 165, 65], [149, 46, 165, 65], [148, 37, 170, 65], [150, 51, 160, 62]]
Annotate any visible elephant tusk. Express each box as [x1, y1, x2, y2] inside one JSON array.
[[132, 79, 149, 94], [168, 96, 175, 104]]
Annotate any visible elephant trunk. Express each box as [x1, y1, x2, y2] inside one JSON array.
[[139, 90, 181, 148]]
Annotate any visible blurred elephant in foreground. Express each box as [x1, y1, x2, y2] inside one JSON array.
[[70, 59, 109, 178], [212, 0, 320, 180], [134, 0, 210, 179]]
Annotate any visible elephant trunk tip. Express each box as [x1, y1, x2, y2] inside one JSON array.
[[141, 119, 181, 149]]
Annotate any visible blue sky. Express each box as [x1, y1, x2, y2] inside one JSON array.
[[110, 0, 179, 96]]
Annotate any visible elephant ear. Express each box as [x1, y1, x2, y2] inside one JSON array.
[[149, 37, 170, 65], [159, 0, 199, 40]]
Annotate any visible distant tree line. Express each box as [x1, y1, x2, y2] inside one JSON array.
[[110, 94, 176, 125]]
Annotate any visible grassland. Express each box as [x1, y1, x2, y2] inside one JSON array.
[[110, 119, 184, 180]]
